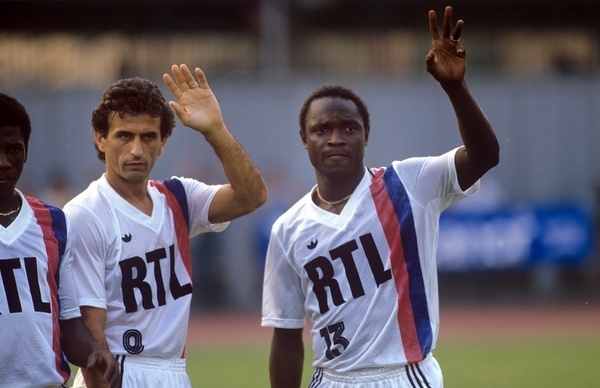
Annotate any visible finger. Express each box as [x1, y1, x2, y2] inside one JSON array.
[[194, 67, 210, 90], [171, 64, 188, 90], [425, 50, 436, 73], [428, 10, 440, 40], [442, 6, 453, 39], [86, 353, 98, 369], [169, 101, 185, 119], [180, 64, 199, 89], [452, 19, 464, 42], [162, 73, 182, 98], [103, 361, 119, 387]]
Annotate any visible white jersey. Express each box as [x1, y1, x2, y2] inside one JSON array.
[[0, 190, 80, 387], [262, 149, 478, 372], [64, 175, 227, 360]]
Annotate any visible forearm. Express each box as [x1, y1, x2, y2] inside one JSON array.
[[270, 350, 304, 388], [270, 328, 304, 388], [78, 307, 111, 387], [204, 124, 267, 218], [60, 318, 104, 367], [444, 80, 499, 168]]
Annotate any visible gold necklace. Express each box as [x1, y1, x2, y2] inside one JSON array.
[[0, 193, 20, 217], [316, 186, 351, 206]]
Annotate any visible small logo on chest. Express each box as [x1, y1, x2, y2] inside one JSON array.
[[307, 239, 318, 249]]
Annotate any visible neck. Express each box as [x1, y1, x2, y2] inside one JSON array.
[[315, 186, 351, 206], [0, 191, 21, 225], [104, 175, 153, 216], [316, 167, 365, 201]]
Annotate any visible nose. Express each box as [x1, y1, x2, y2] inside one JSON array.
[[0, 151, 10, 169], [130, 136, 143, 157], [327, 128, 346, 145]]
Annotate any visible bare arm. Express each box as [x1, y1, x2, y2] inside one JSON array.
[[270, 328, 304, 388], [163, 64, 268, 223], [60, 315, 119, 388], [77, 306, 113, 388], [426, 6, 500, 190]]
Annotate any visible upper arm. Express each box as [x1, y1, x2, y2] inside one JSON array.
[[454, 145, 498, 191], [208, 184, 261, 223]]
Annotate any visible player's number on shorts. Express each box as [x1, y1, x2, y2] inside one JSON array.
[[319, 321, 349, 360]]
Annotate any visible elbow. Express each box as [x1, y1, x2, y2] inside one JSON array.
[[478, 136, 500, 171], [252, 186, 269, 211], [489, 141, 500, 169], [487, 145, 500, 170], [242, 182, 269, 214]]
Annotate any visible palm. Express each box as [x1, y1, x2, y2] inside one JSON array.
[[426, 7, 466, 86], [163, 65, 225, 135], [177, 88, 222, 130], [427, 39, 466, 84]]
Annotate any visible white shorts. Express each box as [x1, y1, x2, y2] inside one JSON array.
[[309, 354, 443, 388], [72, 355, 191, 388]]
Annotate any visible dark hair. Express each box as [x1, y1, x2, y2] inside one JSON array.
[[0, 93, 32, 149], [92, 77, 175, 162], [299, 84, 370, 137]]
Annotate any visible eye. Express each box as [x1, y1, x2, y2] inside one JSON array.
[[8, 145, 25, 155], [143, 133, 158, 141], [346, 125, 357, 132], [312, 126, 327, 135]]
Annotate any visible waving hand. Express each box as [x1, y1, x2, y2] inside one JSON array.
[[163, 64, 225, 135], [426, 6, 467, 86]]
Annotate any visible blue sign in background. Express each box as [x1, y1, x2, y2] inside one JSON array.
[[437, 202, 595, 272]]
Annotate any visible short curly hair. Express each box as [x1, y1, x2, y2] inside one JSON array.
[[92, 77, 175, 162], [0, 93, 32, 149], [298, 84, 370, 139]]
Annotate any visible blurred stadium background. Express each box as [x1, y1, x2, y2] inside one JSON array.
[[2, 0, 598, 318]]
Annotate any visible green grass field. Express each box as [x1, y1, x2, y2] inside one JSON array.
[[185, 337, 600, 387]]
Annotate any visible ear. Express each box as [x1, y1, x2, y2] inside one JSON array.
[[158, 137, 168, 156], [299, 129, 307, 149], [94, 131, 106, 153]]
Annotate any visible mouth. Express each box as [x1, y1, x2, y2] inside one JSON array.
[[124, 162, 147, 171], [324, 152, 348, 161]]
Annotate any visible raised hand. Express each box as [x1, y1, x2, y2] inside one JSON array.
[[163, 64, 225, 135], [425, 6, 467, 86]]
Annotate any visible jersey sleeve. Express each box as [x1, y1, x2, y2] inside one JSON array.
[[63, 203, 109, 309], [57, 218, 81, 320], [174, 176, 229, 237], [393, 147, 480, 214], [261, 224, 306, 329]]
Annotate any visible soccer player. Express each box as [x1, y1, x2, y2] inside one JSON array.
[[261, 6, 499, 387], [0, 93, 119, 387], [65, 65, 267, 387]]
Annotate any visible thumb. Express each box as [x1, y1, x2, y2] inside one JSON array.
[[86, 352, 100, 369], [425, 51, 436, 72]]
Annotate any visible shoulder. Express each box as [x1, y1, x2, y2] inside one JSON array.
[[271, 192, 312, 231], [386, 149, 457, 177], [24, 194, 67, 225], [65, 179, 103, 209], [153, 176, 220, 196], [63, 180, 109, 227]]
